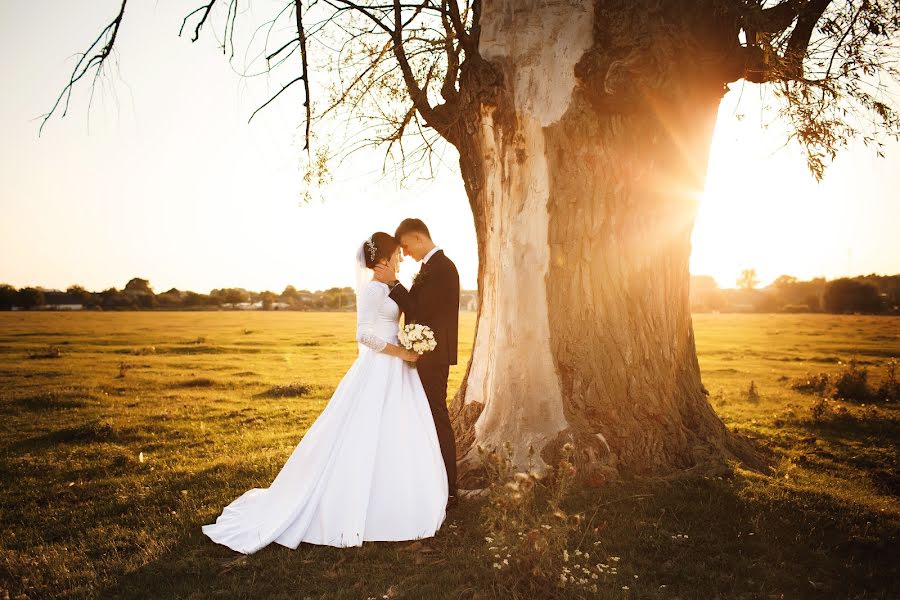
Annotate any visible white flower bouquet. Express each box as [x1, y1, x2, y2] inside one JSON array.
[[398, 323, 437, 355]]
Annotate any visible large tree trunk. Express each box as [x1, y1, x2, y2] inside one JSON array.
[[451, 0, 758, 486]]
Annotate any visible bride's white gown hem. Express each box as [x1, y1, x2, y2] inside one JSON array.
[[201, 281, 448, 554]]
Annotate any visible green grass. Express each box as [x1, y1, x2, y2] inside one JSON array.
[[0, 312, 897, 599]]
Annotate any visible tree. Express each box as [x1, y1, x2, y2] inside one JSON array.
[[124, 278, 153, 294], [737, 269, 761, 291], [15, 287, 45, 310], [260, 290, 278, 310], [824, 278, 883, 313], [66, 285, 91, 304], [280, 285, 300, 302], [43, 1, 899, 483], [0, 284, 18, 310], [772, 275, 798, 288], [210, 288, 250, 306]]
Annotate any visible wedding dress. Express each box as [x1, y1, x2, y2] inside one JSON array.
[[201, 280, 448, 554]]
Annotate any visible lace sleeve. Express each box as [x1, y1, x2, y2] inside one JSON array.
[[356, 282, 389, 352]]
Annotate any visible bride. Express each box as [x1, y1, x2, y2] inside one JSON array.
[[201, 232, 448, 554]]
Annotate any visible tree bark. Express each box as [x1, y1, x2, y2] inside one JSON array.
[[451, 0, 759, 486]]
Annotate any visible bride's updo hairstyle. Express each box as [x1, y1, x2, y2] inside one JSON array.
[[363, 232, 399, 268]]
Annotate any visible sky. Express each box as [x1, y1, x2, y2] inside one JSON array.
[[1, 0, 898, 295]]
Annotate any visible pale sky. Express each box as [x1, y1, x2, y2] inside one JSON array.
[[1, 1, 898, 294]]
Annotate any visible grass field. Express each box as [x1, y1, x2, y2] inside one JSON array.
[[0, 311, 898, 599]]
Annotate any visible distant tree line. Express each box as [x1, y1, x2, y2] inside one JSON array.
[[0, 278, 480, 312], [690, 270, 900, 315], [1, 273, 894, 314]]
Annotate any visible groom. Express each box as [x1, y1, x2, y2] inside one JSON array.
[[374, 218, 460, 508]]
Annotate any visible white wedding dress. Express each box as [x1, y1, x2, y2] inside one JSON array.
[[201, 281, 448, 554]]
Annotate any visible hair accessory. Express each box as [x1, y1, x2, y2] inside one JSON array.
[[365, 235, 377, 262]]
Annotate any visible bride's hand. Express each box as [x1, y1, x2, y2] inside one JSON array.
[[403, 349, 420, 362], [373, 262, 395, 283]]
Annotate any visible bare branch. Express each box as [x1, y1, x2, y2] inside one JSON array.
[[391, 0, 444, 132], [440, 0, 461, 101], [179, 1, 217, 42], [248, 76, 305, 123], [296, 1, 312, 151], [39, 0, 128, 136]]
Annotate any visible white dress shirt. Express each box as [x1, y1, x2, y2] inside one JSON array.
[[422, 246, 441, 264]]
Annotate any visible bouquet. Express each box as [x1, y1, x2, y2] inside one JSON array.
[[399, 323, 437, 355]]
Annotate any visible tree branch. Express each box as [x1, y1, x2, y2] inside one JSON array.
[[179, 1, 217, 42], [248, 76, 305, 123], [783, 0, 834, 78], [440, 0, 461, 102], [391, 0, 446, 133], [755, 0, 805, 34], [296, 0, 312, 152], [39, 0, 128, 136]]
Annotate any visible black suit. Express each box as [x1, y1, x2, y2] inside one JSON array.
[[389, 249, 459, 499]]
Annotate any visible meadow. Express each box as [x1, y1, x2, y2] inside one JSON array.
[[0, 311, 897, 599]]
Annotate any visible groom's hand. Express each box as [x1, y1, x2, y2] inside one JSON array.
[[373, 263, 395, 284]]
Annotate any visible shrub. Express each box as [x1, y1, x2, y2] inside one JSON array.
[[876, 359, 899, 402], [791, 372, 830, 394], [746, 380, 760, 402], [832, 360, 871, 402], [810, 397, 829, 421]]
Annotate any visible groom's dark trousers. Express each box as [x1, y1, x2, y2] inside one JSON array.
[[416, 362, 457, 499], [388, 249, 459, 500]]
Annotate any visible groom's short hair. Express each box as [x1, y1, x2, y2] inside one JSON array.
[[395, 218, 431, 240]]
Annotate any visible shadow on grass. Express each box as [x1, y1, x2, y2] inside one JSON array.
[[6, 418, 144, 452], [98, 465, 490, 600], [7, 388, 91, 412], [87, 468, 899, 600]]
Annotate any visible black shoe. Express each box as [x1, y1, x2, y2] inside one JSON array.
[[447, 495, 458, 510]]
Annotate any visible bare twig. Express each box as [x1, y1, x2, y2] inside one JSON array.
[[39, 0, 128, 136], [179, 1, 217, 42]]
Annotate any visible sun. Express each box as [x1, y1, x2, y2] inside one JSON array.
[[689, 84, 846, 289]]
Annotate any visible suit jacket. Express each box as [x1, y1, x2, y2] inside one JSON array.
[[389, 249, 460, 367]]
